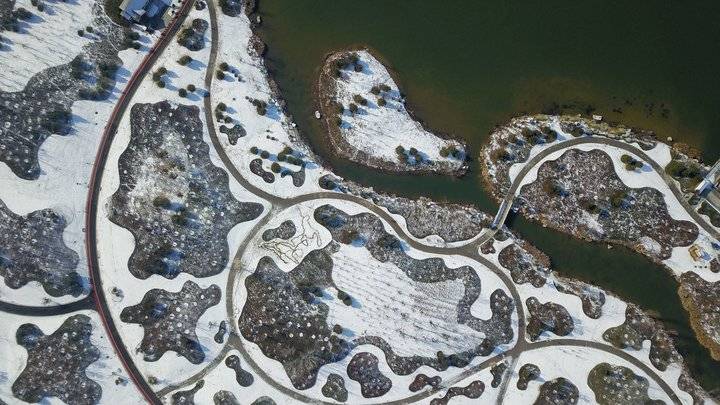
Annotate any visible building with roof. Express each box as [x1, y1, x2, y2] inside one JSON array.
[[119, 0, 172, 25]]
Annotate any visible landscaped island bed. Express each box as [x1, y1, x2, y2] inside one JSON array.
[[317, 49, 467, 176], [1, 0, 719, 402], [480, 113, 720, 364]]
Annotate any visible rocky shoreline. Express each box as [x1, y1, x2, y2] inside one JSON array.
[[679, 273, 720, 361]]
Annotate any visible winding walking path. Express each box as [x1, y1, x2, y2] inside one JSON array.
[[0, 294, 94, 316], [0, 0, 704, 403], [489, 135, 720, 242], [168, 3, 687, 403], [83, 2, 196, 404]]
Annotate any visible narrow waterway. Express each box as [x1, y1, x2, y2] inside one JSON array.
[[256, 0, 720, 391]]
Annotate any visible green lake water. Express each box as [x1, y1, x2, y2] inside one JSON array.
[[256, 0, 720, 391]]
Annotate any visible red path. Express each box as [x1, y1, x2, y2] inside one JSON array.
[[84, 2, 194, 403]]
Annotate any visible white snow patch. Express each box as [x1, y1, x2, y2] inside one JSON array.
[[208, 10, 328, 198], [503, 345, 678, 405], [0, 0, 95, 91], [0, 25, 154, 306], [334, 50, 465, 170], [326, 243, 487, 358]]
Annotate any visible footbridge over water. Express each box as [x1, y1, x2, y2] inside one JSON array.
[[697, 158, 720, 215]]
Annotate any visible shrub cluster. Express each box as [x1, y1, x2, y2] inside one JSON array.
[[33, 1, 45, 11], [542, 179, 564, 196], [151, 66, 167, 88], [70, 56, 86, 80], [665, 160, 702, 179], [439, 144, 462, 158], [178, 55, 193, 65], [333, 52, 360, 76], [490, 148, 511, 162], [249, 98, 267, 115], [610, 190, 629, 208], [352, 94, 367, 106], [395, 145, 409, 163], [620, 154, 643, 171], [152, 66, 167, 82], [276, 146, 304, 166], [42, 110, 71, 133], [337, 290, 352, 306], [122, 29, 141, 49], [78, 61, 118, 99], [1, 7, 32, 32], [215, 102, 227, 121]]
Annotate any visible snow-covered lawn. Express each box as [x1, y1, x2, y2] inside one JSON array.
[[208, 10, 327, 198], [0, 0, 95, 91], [331, 50, 465, 173], [502, 345, 685, 404], [0, 15, 154, 306], [0, 309, 144, 404]]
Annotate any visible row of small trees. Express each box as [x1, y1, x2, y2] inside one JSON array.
[[249, 146, 305, 169], [395, 145, 426, 165]]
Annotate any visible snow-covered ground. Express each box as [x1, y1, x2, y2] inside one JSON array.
[[512, 140, 720, 283], [157, 348, 291, 405], [0, 0, 96, 91], [0, 6, 156, 306], [502, 345, 684, 404], [0, 309, 144, 404], [227, 198, 516, 403], [329, 50, 465, 173], [93, 3, 271, 389], [208, 10, 327, 198]]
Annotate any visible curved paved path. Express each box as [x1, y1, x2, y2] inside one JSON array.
[[85, 1, 697, 403], [83, 2, 196, 404], [491, 135, 720, 241], [0, 294, 94, 316], [160, 1, 690, 404]]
